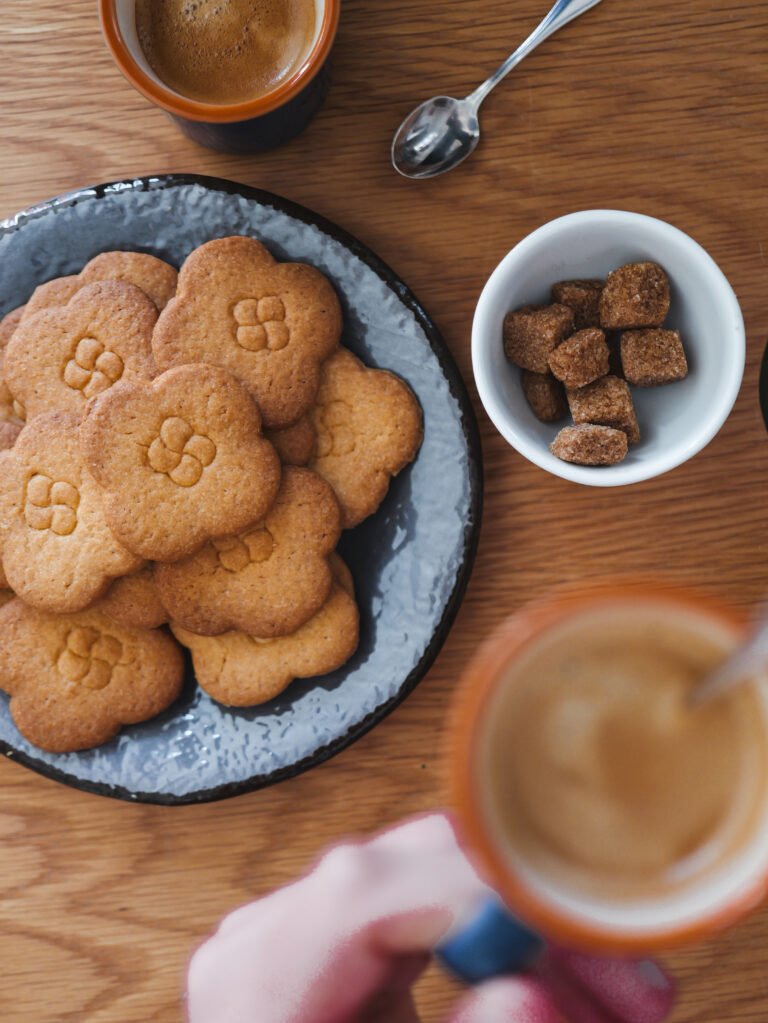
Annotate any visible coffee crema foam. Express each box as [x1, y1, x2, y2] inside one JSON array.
[[135, 0, 317, 105], [481, 606, 768, 901]]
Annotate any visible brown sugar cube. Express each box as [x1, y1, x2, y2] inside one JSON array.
[[503, 304, 574, 374], [551, 424, 628, 466], [620, 328, 688, 386], [521, 371, 568, 423], [599, 262, 670, 329], [547, 328, 609, 389], [567, 374, 640, 444], [551, 279, 603, 330]]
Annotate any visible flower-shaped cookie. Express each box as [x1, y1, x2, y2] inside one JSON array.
[[95, 565, 168, 630], [5, 281, 157, 420], [0, 412, 142, 613], [22, 251, 177, 318], [308, 349, 423, 528], [81, 364, 281, 562], [152, 236, 342, 429], [156, 466, 341, 637], [173, 555, 359, 706], [0, 599, 184, 752]]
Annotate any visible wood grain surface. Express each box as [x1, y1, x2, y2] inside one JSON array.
[[2, 1, 768, 1019]]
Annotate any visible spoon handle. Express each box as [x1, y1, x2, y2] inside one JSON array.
[[468, 0, 603, 108], [689, 616, 768, 708]]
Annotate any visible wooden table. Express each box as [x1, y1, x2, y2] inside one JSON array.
[[2, 1, 768, 1019]]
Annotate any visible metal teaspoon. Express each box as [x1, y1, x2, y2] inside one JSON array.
[[392, 0, 604, 180]]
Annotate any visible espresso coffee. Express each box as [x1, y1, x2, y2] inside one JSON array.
[[480, 604, 768, 901], [135, 0, 318, 105]]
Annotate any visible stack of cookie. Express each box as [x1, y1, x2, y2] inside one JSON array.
[[0, 238, 423, 752]]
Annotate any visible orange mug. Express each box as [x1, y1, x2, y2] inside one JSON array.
[[99, 0, 340, 153], [449, 582, 768, 954]]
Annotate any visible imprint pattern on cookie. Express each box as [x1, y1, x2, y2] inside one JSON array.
[[0, 600, 184, 753], [212, 527, 275, 572], [62, 336, 125, 398], [157, 466, 340, 638], [309, 349, 423, 529], [57, 626, 124, 690], [147, 416, 217, 488], [81, 364, 281, 563], [232, 296, 290, 352], [152, 236, 342, 429], [315, 399, 356, 457], [172, 555, 359, 706], [23, 473, 80, 536], [5, 281, 157, 420], [0, 411, 142, 614]]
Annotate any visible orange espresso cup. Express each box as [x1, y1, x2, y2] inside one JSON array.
[[449, 583, 768, 954], [99, 0, 340, 153]]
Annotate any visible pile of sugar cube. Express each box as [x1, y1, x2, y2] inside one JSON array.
[[503, 262, 688, 466]]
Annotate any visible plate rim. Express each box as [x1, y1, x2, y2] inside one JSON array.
[[0, 173, 484, 805]]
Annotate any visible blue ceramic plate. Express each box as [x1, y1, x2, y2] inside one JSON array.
[[0, 175, 482, 804]]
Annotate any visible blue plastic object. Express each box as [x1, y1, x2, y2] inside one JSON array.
[[437, 897, 545, 984]]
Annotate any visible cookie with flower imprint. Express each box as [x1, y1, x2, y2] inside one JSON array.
[[308, 348, 423, 529], [21, 251, 177, 319], [0, 598, 183, 753], [152, 236, 342, 429], [5, 281, 157, 421], [156, 466, 340, 638], [81, 364, 281, 563], [172, 554, 359, 706], [0, 413, 143, 614]]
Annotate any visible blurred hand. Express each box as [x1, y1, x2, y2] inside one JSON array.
[[186, 814, 674, 1023]]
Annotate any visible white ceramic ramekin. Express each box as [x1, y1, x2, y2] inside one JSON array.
[[472, 210, 745, 486]]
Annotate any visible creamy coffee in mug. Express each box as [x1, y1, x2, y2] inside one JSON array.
[[481, 606, 768, 903], [452, 590, 768, 950], [135, 0, 319, 105]]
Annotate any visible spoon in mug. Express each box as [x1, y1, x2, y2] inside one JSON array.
[[689, 613, 768, 707], [392, 0, 603, 180]]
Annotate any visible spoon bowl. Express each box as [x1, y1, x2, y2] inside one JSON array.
[[392, 96, 480, 179]]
